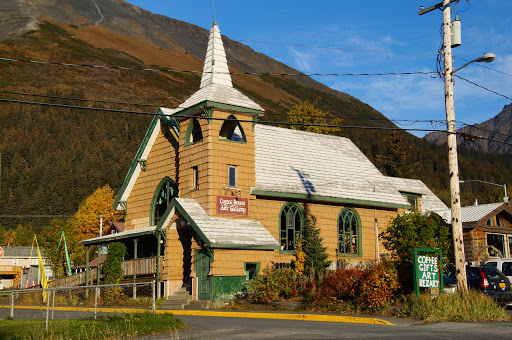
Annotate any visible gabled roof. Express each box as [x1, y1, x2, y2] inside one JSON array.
[[385, 176, 448, 212], [161, 23, 263, 116], [173, 198, 279, 249], [253, 125, 410, 209], [435, 202, 512, 225], [0, 246, 47, 258]]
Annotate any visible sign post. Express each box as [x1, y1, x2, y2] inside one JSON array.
[[413, 248, 444, 297]]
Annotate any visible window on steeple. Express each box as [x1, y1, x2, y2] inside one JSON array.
[[219, 115, 246, 142], [185, 118, 203, 146]]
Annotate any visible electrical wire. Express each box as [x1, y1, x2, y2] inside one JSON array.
[[454, 75, 512, 101], [3, 96, 512, 146], [453, 55, 512, 78], [0, 56, 437, 78]]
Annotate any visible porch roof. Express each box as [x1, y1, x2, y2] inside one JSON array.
[[173, 198, 280, 249], [80, 226, 159, 246]]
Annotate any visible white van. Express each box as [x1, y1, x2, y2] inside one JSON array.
[[484, 258, 512, 282]]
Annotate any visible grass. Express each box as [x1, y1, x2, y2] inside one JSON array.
[[0, 312, 185, 340], [395, 290, 511, 322]]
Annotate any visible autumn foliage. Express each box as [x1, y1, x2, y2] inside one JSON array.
[[74, 185, 120, 240]]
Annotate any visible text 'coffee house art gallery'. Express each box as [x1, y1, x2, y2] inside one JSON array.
[[81, 21, 447, 301]]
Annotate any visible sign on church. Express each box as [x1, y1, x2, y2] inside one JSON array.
[[216, 195, 249, 216]]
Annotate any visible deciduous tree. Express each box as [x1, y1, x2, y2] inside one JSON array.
[[287, 101, 342, 135]]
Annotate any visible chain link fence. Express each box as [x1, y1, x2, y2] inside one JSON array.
[[0, 281, 155, 329]]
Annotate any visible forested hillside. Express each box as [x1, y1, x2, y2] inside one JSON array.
[[1, 21, 511, 237]]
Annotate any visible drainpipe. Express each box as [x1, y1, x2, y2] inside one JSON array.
[[374, 210, 380, 263]]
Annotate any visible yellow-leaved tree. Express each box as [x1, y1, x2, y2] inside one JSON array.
[[287, 101, 342, 135], [74, 185, 119, 240]]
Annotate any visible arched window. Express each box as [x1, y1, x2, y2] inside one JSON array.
[[219, 115, 246, 142], [338, 208, 361, 256], [150, 177, 177, 226], [279, 203, 304, 251], [185, 118, 203, 146]]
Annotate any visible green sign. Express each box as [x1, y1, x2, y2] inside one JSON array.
[[413, 248, 444, 297]]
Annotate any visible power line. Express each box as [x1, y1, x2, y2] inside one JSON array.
[[4, 96, 512, 147], [454, 75, 512, 101], [0, 90, 161, 108], [0, 56, 437, 78], [456, 120, 512, 141], [453, 55, 512, 78]]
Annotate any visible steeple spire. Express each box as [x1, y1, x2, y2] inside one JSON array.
[[200, 23, 232, 89]]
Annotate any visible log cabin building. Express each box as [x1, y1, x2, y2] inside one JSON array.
[[81, 22, 446, 301]]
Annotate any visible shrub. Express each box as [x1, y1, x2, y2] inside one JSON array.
[[357, 262, 400, 310], [315, 267, 364, 304], [247, 267, 302, 302]]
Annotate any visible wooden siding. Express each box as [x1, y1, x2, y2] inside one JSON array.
[[125, 124, 179, 230]]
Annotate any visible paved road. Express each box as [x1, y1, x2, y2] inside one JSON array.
[[149, 315, 512, 340]]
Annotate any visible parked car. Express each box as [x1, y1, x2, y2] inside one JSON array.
[[448, 266, 512, 304], [484, 258, 512, 282]]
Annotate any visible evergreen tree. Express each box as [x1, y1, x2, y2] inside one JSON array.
[[302, 218, 331, 277]]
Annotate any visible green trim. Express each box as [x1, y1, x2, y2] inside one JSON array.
[[171, 101, 264, 119], [149, 177, 178, 226], [337, 208, 362, 257], [80, 229, 164, 246], [279, 202, 305, 251], [279, 250, 294, 255], [252, 116, 258, 130], [244, 262, 261, 280], [114, 116, 160, 210], [218, 114, 247, 143], [252, 190, 409, 210], [403, 193, 421, 211], [202, 107, 214, 124], [155, 199, 279, 249], [184, 118, 204, 147]]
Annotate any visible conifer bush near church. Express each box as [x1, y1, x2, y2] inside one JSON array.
[[101, 242, 127, 305]]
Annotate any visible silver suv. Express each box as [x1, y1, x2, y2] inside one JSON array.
[[484, 258, 512, 282]]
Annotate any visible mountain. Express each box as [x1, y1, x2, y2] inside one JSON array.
[[424, 103, 512, 154], [1, 0, 512, 232]]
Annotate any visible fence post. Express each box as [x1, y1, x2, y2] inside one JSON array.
[[94, 287, 99, 320], [10, 292, 14, 318], [45, 289, 50, 331], [52, 289, 55, 320], [152, 280, 156, 314]]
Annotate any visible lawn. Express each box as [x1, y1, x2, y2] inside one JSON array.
[[0, 312, 184, 339]]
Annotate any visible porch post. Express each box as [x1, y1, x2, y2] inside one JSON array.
[[156, 233, 161, 298], [132, 238, 138, 299], [85, 246, 90, 286], [96, 246, 101, 285]]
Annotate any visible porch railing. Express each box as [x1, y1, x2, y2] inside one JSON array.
[[48, 256, 162, 288]]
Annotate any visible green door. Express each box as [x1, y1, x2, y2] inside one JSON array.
[[195, 249, 211, 300]]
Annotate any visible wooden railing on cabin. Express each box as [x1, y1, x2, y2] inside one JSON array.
[[48, 256, 162, 288]]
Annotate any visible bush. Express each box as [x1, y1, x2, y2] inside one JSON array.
[[247, 267, 303, 302], [357, 262, 400, 310], [315, 267, 364, 304]]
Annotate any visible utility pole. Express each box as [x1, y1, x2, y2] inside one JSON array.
[[420, 0, 468, 292]]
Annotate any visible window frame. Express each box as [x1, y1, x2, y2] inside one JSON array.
[[403, 193, 421, 211], [149, 177, 177, 226], [487, 232, 506, 258], [244, 262, 260, 281], [279, 202, 304, 253], [184, 118, 203, 146], [192, 166, 199, 190], [218, 114, 247, 143], [228, 165, 237, 188], [337, 207, 362, 257]]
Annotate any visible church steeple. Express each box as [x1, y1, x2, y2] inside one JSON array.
[[161, 22, 264, 117], [200, 23, 232, 89]]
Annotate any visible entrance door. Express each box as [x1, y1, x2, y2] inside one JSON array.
[[195, 249, 211, 300]]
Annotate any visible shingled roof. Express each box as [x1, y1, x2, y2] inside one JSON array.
[[385, 176, 448, 212], [253, 125, 409, 208]]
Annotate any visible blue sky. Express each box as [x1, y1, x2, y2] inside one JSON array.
[[125, 0, 511, 137]]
